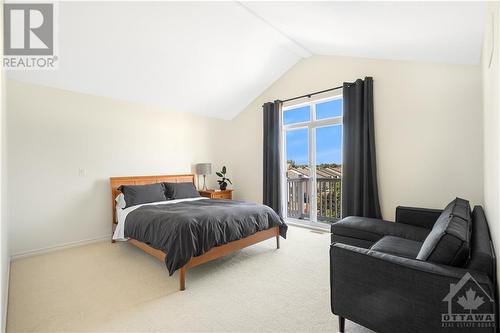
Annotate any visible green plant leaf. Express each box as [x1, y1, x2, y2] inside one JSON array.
[[222, 166, 226, 174], [216, 172, 223, 177]]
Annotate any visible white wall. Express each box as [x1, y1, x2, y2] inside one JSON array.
[[1, 2, 10, 331], [1, 73, 7, 333], [482, 2, 500, 273], [227, 55, 483, 220], [6, 80, 227, 256]]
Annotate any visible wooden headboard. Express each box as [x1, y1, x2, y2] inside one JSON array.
[[109, 174, 195, 226]]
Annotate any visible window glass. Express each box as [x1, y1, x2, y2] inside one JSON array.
[[316, 125, 342, 165], [286, 128, 309, 166], [285, 127, 310, 220], [283, 105, 310, 125], [316, 99, 342, 120]]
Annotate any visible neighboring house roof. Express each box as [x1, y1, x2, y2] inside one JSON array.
[[287, 169, 305, 178], [287, 166, 341, 179]]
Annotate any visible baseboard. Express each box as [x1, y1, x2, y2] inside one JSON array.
[[11, 234, 112, 260], [286, 220, 330, 233]]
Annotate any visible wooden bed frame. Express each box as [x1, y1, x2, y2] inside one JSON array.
[[110, 174, 280, 291]]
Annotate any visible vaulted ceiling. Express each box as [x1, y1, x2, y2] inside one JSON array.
[[7, 1, 486, 119]]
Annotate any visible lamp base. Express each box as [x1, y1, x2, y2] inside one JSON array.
[[202, 174, 207, 191]]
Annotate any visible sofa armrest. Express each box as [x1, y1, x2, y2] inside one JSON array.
[[330, 243, 496, 333], [395, 206, 442, 229]]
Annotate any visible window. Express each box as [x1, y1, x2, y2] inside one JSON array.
[[282, 95, 342, 226], [283, 105, 310, 125], [316, 99, 342, 120]]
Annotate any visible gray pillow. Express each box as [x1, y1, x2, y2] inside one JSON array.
[[119, 183, 166, 208], [416, 198, 471, 266], [163, 182, 200, 199]]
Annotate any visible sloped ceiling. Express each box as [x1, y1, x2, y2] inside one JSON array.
[[7, 1, 485, 119], [7, 2, 305, 120], [243, 1, 486, 65]]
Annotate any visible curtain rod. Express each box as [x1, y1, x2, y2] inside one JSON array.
[[280, 85, 343, 104]]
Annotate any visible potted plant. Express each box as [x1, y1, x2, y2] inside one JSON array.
[[216, 166, 232, 190]]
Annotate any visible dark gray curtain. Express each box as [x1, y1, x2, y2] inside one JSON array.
[[263, 100, 282, 216], [342, 77, 382, 218]]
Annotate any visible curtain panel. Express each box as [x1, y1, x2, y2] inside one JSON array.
[[263, 100, 282, 217], [342, 77, 382, 218]]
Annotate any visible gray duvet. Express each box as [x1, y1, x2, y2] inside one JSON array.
[[124, 198, 287, 275]]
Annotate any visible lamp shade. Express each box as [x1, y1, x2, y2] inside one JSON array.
[[195, 163, 212, 175]]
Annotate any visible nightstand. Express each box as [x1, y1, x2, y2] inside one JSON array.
[[198, 189, 233, 200]]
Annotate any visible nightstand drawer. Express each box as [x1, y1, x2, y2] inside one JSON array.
[[211, 191, 232, 199], [199, 189, 233, 200]]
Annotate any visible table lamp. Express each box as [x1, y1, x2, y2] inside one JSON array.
[[195, 163, 212, 190]]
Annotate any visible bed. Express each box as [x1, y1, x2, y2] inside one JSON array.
[[110, 174, 287, 290]]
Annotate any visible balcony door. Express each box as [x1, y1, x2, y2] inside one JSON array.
[[281, 95, 343, 226]]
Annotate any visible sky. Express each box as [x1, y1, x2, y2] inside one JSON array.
[[284, 99, 342, 165]]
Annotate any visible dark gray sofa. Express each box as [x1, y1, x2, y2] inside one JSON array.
[[330, 199, 497, 333]]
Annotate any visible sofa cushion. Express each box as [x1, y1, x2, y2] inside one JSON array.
[[466, 206, 494, 278], [331, 216, 430, 243], [370, 236, 423, 259], [331, 234, 376, 249], [416, 198, 471, 266]]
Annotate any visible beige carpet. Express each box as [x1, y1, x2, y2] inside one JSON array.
[[7, 226, 373, 332]]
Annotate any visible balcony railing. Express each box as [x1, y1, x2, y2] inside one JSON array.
[[286, 177, 341, 222]]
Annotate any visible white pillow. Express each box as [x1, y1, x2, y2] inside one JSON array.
[[115, 193, 126, 209]]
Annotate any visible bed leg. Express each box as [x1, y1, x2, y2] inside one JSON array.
[[111, 239, 115, 243], [179, 266, 186, 291], [276, 235, 280, 249]]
